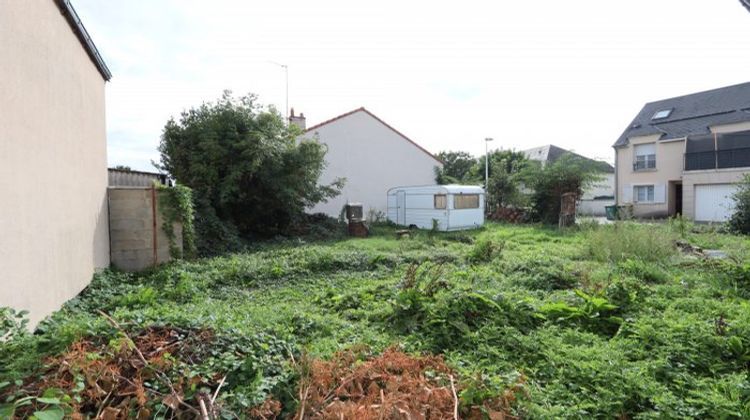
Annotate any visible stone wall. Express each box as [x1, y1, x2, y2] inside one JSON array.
[[108, 187, 182, 271]]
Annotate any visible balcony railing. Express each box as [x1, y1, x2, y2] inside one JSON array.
[[633, 160, 656, 171], [685, 147, 750, 171]]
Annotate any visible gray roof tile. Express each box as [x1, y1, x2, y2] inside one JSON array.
[[614, 82, 750, 147], [521, 144, 614, 173]]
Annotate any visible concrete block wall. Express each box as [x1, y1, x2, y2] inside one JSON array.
[[108, 187, 183, 271]]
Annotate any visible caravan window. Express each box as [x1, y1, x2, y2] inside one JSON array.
[[434, 194, 447, 209], [454, 194, 479, 209]]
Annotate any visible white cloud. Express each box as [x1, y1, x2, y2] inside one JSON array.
[[74, 0, 750, 170]]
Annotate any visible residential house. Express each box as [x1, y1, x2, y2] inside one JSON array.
[[0, 0, 111, 325], [294, 108, 443, 219], [522, 145, 615, 216], [613, 82, 750, 221]]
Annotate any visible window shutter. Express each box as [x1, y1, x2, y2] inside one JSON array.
[[634, 143, 656, 156], [654, 184, 666, 204], [621, 184, 633, 203]]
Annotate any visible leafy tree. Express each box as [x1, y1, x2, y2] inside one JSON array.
[[157, 91, 343, 253], [113, 165, 132, 171], [435, 151, 478, 184], [483, 150, 530, 209], [729, 174, 750, 234], [520, 153, 602, 223]]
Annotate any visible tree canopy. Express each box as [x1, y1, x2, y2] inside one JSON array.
[[520, 153, 603, 223], [158, 91, 343, 253], [435, 151, 477, 184], [435, 149, 530, 209]]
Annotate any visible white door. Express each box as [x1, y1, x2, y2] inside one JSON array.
[[694, 184, 737, 222], [397, 191, 406, 225]]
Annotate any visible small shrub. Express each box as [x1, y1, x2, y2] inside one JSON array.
[[468, 237, 504, 263], [617, 259, 669, 283], [538, 290, 623, 335], [729, 174, 750, 234], [504, 257, 577, 291], [716, 259, 750, 298], [604, 276, 644, 312]]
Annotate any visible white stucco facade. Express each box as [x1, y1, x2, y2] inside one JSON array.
[[300, 108, 443, 219], [0, 0, 110, 326], [578, 173, 616, 216]]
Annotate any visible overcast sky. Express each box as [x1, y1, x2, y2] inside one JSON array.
[[74, 0, 750, 171]]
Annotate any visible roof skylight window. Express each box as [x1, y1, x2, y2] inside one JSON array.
[[652, 109, 672, 120]]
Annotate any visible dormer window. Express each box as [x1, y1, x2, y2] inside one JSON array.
[[652, 109, 672, 120]]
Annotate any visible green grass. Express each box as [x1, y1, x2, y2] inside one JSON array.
[[3, 222, 750, 418]]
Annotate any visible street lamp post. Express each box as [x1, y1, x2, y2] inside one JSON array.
[[484, 137, 493, 193], [484, 137, 494, 213]]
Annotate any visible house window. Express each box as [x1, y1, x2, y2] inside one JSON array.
[[634, 143, 656, 171], [454, 194, 479, 209], [434, 194, 447, 209], [634, 185, 655, 203]]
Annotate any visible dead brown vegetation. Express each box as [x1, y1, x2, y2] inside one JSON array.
[[291, 347, 517, 420], [9, 326, 216, 419]]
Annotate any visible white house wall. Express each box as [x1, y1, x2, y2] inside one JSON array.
[[303, 111, 442, 218], [578, 173, 615, 216], [0, 0, 110, 326]]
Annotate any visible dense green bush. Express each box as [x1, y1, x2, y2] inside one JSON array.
[[503, 255, 578, 291], [157, 91, 344, 254], [467, 237, 504, 263], [520, 153, 604, 224]]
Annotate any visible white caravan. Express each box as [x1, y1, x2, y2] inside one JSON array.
[[386, 185, 485, 231]]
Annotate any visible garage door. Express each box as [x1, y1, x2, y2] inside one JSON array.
[[694, 184, 738, 222]]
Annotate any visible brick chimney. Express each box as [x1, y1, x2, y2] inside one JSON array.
[[289, 108, 306, 130]]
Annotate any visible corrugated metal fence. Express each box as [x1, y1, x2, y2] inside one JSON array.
[[108, 168, 171, 187]]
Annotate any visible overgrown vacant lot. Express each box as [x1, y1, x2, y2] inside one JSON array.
[[3, 222, 750, 418]]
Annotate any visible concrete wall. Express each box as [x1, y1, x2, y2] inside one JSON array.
[[301, 110, 443, 218], [616, 134, 684, 218], [108, 188, 182, 272], [0, 0, 109, 326], [582, 173, 615, 200], [577, 199, 615, 217]]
